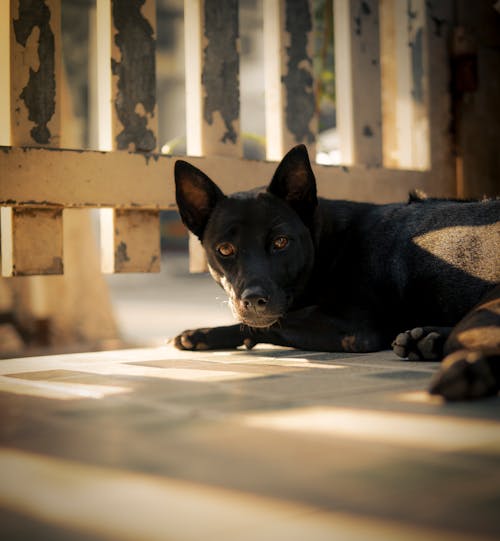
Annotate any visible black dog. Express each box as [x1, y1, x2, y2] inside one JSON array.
[[173, 145, 500, 400]]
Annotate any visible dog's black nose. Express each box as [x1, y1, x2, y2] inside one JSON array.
[[241, 287, 269, 313]]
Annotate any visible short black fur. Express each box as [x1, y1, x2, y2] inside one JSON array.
[[174, 145, 500, 401]]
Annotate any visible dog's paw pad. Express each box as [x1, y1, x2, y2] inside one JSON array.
[[410, 327, 424, 340], [429, 350, 498, 400], [392, 327, 444, 361], [417, 332, 442, 358]]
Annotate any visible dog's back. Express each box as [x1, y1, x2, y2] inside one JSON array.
[[317, 197, 499, 330]]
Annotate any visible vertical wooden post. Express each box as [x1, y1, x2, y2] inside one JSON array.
[[380, 0, 436, 171], [184, 0, 203, 158], [0, 2, 10, 146], [10, 0, 61, 147], [379, 0, 397, 168], [3, 0, 64, 277], [425, 0, 454, 193], [396, 0, 429, 169], [263, 0, 316, 162], [184, 0, 242, 272], [185, 0, 242, 159], [110, 0, 158, 153], [98, 0, 160, 273], [334, 0, 382, 166]]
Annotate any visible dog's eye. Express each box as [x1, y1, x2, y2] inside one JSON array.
[[273, 236, 288, 250], [217, 242, 236, 257]]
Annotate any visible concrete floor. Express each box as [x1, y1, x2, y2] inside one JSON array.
[[105, 253, 234, 346], [1, 255, 500, 540]]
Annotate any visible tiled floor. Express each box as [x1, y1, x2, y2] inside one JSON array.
[[1, 344, 500, 540]]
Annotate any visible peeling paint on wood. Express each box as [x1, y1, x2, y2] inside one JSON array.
[[354, 1, 373, 35], [112, 0, 157, 152], [410, 27, 424, 103], [13, 0, 57, 144], [202, 0, 240, 145], [115, 241, 130, 265], [363, 125, 373, 137], [283, 0, 315, 144]]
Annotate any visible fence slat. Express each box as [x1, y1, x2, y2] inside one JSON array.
[[1, 207, 63, 276], [184, 0, 242, 272], [380, 0, 446, 172], [101, 209, 160, 274], [264, 0, 316, 161], [185, 0, 242, 158], [425, 0, 454, 194], [98, 0, 161, 274], [334, 0, 382, 166], [3, 0, 64, 277]]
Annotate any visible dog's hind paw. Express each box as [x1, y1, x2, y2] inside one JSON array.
[[392, 327, 447, 361], [429, 349, 500, 400]]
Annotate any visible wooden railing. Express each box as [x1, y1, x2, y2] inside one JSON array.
[[0, 0, 455, 277]]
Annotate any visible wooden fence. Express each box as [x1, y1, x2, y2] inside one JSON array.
[[0, 0, 455, 277]]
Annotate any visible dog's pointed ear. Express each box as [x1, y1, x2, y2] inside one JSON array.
[[267, 145, 317, 226], [175, 160, 226, 240]]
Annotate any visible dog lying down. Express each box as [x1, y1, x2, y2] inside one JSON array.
[[173, 145, 500, 401]]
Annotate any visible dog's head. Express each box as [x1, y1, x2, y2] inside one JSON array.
[[174, 145, 317, 328]]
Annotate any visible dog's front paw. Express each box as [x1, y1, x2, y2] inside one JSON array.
[[174, 328, 212, 350], [392, 327, 445, 361], [429, 350, 499, 401], [172, 324, 247, 351]]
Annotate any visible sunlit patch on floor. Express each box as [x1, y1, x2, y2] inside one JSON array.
[[0, 375, 130, 400], [204, 354, 346, 370], [0, 348, 275, 400], [242, 407, 500, 452]]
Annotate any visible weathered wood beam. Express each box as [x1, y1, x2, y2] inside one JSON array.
[[0, 146, 457, 208]]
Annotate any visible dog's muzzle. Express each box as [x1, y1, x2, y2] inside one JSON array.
[[234, 286, 283, 328]]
